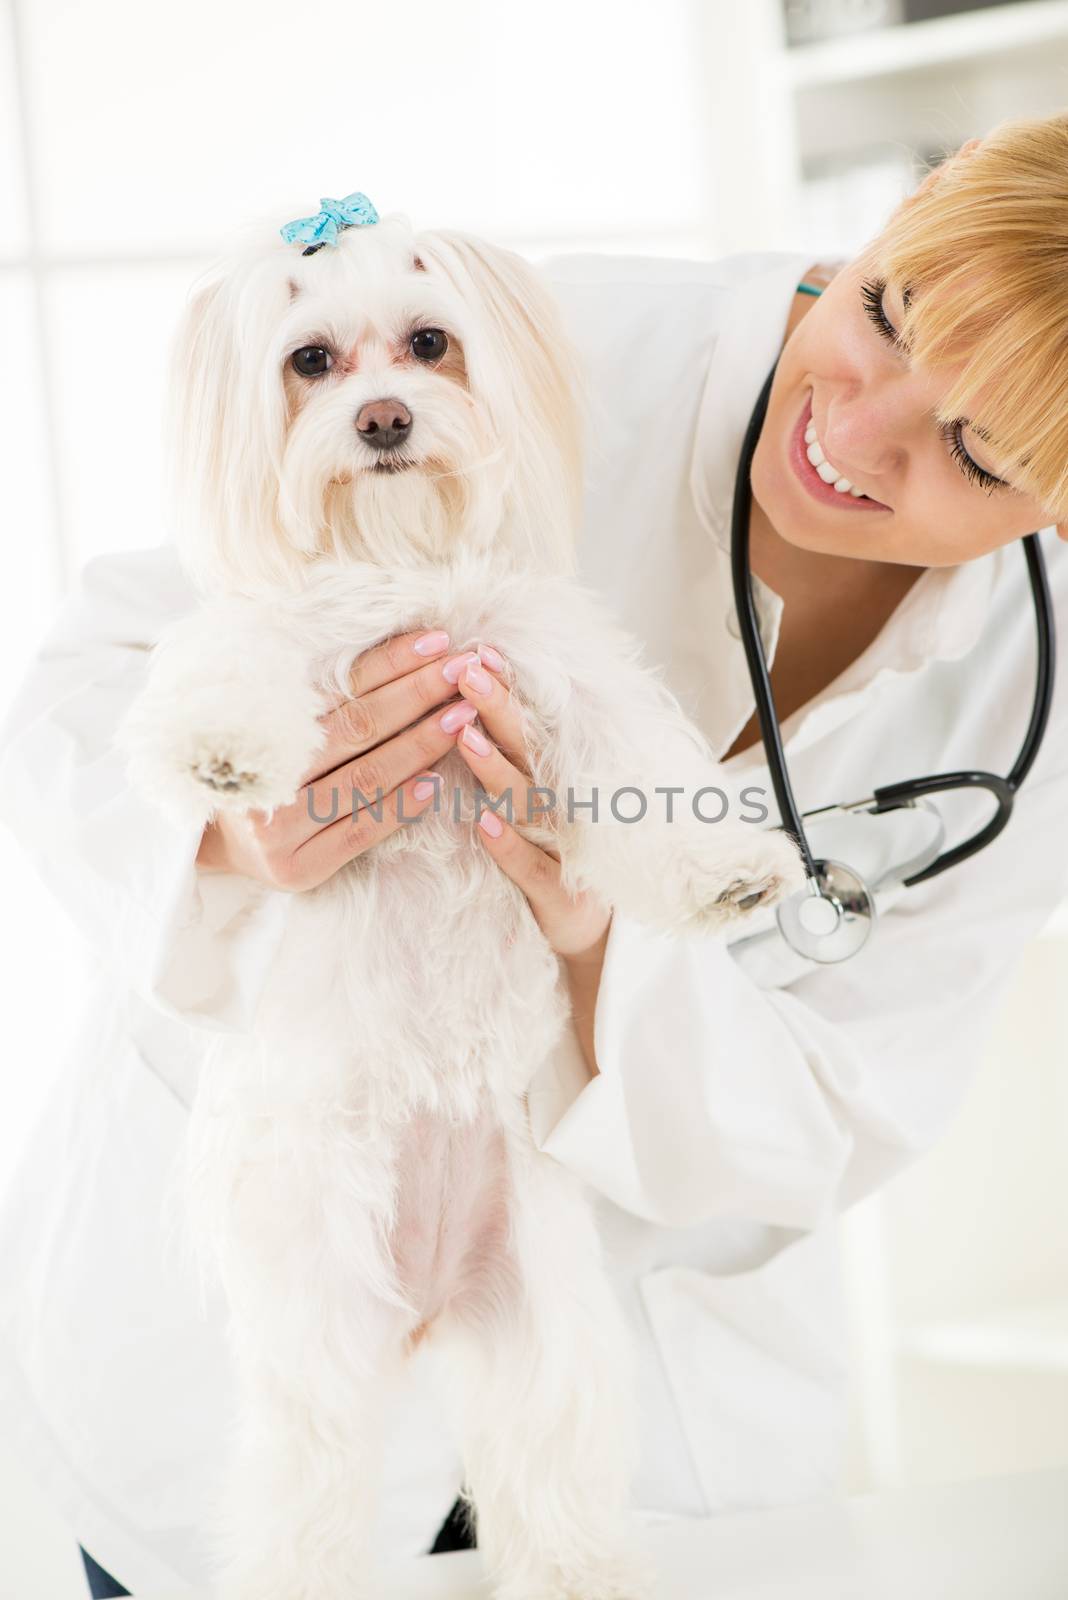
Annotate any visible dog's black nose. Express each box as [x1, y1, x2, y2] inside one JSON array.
[[356, 398, 412, 450]]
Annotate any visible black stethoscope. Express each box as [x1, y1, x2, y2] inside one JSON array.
[[731, 356, 1056, 964]]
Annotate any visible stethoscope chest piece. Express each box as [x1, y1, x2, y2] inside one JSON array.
[[776, 859, 876, 963]]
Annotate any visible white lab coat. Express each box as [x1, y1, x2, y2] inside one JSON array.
[[2, 250, 1067, 1595]]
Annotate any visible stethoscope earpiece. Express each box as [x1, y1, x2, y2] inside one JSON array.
[[776, 860, 876, 963]]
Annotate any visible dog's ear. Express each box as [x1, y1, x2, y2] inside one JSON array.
[[164, 251, 300, 594], [413, 229, 587, 576]]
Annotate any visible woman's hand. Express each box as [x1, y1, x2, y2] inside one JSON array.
[[448, 648, 610, 1081], [195, 629, 477, 891], [448, 648, 612, 963]]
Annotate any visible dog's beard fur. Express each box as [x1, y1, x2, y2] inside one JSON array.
[[282, 405, 503, 571]]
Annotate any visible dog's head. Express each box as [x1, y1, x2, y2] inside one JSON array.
[[166, 208, 586, 593]]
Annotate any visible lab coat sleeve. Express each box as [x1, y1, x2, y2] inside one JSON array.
[[530, 765, 1068, 1241], [0, 544, 288, 1033]]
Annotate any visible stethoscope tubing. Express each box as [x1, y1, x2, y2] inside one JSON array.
[[730, 364, 816, 876], [730, 359, 1056, 896]]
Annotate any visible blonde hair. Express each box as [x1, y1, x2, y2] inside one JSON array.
[[872, 112, 1068, 521]]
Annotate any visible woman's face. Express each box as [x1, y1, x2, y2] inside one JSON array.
[[750, 252, 1067, 568]]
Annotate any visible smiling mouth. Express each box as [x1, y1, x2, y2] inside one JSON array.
[[804, 418, 867, 498], [790, 395, 889, 513]]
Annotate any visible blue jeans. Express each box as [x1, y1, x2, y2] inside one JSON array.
[[79, 1496, 475, 1593], [79, 1546, 130, 1598]]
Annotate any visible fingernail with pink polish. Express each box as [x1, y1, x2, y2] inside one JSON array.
[[442, 651, 478, 684], [464, 662, 492, 695], [461, 723, 492, 756], [478, 644, 505, 672], [412, 775, 439, 800], [479, 809, 504, 838], [413, 630, 450, 656], [440, 702, 479, 732]]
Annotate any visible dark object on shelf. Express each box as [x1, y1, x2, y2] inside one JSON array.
[[904, 0, 1016, 18], [784, 0, 902, 46], [784, 0, 1025, 46]]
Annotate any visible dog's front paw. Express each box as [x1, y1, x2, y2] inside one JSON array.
[[180, 713, 320, 812], [191, 753, 260, 795], [119, 681, 328, 826], [635, 823, 805, 936], [687, 825, 805, 928]]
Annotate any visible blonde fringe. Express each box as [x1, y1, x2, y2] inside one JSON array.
[[872, 113, 1068, 520]]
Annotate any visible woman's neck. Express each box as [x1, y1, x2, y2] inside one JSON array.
[[748, 490, 919, 605]]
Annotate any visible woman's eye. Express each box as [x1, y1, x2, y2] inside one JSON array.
[[859, 278, 904, 347], [939, 421, 1005, 495], [291, 346, 332, 377], [860, 278, 1006, 494], [410, 328, 448, 362]]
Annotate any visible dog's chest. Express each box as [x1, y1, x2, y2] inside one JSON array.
[[388, 1099, 515, 1326]]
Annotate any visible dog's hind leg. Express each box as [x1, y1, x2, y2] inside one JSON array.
[[208, 1333, 402, 1600], [430, 1147, 654, 1600]]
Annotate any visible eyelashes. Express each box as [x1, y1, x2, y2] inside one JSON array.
[[859, 277, 1005, 496], [860, 277, 905, 349], [937, 418, 1003, 495]]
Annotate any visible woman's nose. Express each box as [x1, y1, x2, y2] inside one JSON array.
[[823, 391, 907, 480]]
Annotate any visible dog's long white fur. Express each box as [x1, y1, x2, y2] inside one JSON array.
[[118, 211, 803, 1600]]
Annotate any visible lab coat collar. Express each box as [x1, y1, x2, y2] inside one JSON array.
[[687, 251, 1012, 756]]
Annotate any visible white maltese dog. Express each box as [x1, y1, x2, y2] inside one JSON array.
[[118, 191, 803, 1600]]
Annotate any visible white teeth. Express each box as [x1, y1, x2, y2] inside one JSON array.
[[804, 412, 866, 500]]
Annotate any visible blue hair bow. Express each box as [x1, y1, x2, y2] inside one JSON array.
[[279, 191, 379, 255]]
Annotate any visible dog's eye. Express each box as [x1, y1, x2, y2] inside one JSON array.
[[291, 346, 333, 378], [410, 328, 448, 362]]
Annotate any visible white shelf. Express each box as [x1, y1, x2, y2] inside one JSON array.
[[777, 0, 1068, 89], [900, 1303, 1068, 1373]]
